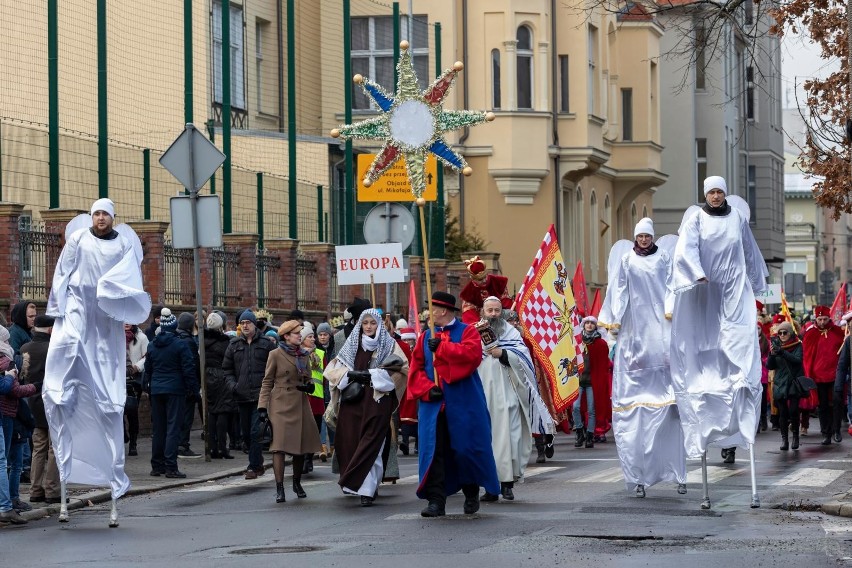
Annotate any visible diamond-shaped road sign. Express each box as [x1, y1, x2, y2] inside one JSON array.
[[159, 123, 226, 193]]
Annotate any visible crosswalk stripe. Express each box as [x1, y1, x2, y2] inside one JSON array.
[[178, 477, 329, 493], [776, 467, 845, 487], [523, 466, 563, 478], [570, 466, 625, 483], [685, 466, 744, 484]]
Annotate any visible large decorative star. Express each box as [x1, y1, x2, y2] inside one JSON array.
[[331, 41, 494, 199]]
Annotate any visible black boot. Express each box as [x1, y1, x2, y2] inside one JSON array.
[[293, 478, 306, 498], [574, 428, 586, 448], [791, 431, 800, 450], [585, 431, 595, 448], [500, 482, 515, 501], [302, 454, 313, 474], [780, 433, 789, 451], [544, 434, 555, 458], [276, 482, 286, 503], [535, 439, 546, 463]]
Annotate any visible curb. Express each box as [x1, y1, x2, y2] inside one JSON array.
[[821, 492, 852, 518], [18, 466, 247, 523]]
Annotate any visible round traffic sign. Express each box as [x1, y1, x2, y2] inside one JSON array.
[[363, 203, 416, 250]]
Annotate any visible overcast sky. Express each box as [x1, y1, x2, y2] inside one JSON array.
[[780, 30, 840, 110]]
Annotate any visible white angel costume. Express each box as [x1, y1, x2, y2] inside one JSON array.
[[43, 200, 151, 499], [670, 184, 768, 458], [599, 220, 687, 490]]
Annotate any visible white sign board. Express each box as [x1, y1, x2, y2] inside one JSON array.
[[335, 243, 405, 285], [170, 195, 223, 249], [755, 283, 782, 305]]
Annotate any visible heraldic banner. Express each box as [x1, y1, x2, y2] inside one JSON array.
[[515, 224, 583, 413]]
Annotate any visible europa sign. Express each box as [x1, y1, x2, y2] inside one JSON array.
[[335, 243, 405, 285]]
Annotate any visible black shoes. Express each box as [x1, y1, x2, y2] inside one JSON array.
[[276, 482, 286, 503], [574, 428, 585, 448], [721, 448, 736, 464], [480, 492, 499, 502], [585, 432, 594, 449], [821, 435, 832, 445], [421, 501, 445, 517], [463, 496, 480, 515], [834, 431, 842, 443], [360, 495, 374, 507], [791, 433, 800, 450], [780, 437, 789, 451], [165, 470, 187, 478], [535, 444, 546, 463], [293, 479, 307, 499], [128, 445, 138, 456], [500, 483, 515, 501], [150, 469, 165, 477]]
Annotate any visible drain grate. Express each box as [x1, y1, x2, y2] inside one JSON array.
[[230, 546, 325, 555], [559, 535, 664, 541]]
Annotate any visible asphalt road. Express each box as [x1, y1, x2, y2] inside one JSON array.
[[6, 430, 852, 567]]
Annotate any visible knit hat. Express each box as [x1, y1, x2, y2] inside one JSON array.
[[776, 321, 795, 336], [581, 315, 599, 326], [177, 312, 195, 332], [90, 197, 115, 218], [34, 315, 55, 328], [399, 327, 416, 341], [395, 318, 408, 330], [238, 309, 257, 325], [214, 311, 228, 328], [703, 175, 727, 196], [633, 217, 654, 238], [317, 322, 332, 335], [300, 326, 315, 342], [160, 308, 177, 331], [206, 312, 224, 331]]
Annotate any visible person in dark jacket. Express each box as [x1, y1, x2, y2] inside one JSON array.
[[204, 313, 236, 459], [223, 309, 277, 479], [8, 300, 36, 357], [176, 312, 201, 458], [834, 318, 852, 440], [20, 315, 60, 504], [766, 321, 805, 452], [143, 304, 164, 341], [143, 308, 197, 478]]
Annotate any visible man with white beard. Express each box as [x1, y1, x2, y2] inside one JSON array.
[[477, 296, 539, 502]]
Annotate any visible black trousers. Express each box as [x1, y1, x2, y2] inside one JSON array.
[[421, 410, 478, 506], [151, 394, 185, 472], [208, 412, 231, 454], [124, 395, 139, 448], [816, 382, 834, 435], [777, 397, 800, 435]]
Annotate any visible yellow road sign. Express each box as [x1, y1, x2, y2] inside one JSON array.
[[357, 154, 438, 202]]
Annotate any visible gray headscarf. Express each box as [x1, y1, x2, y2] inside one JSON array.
[[334, 308, 396, 371], [0, 326, 15, 360]]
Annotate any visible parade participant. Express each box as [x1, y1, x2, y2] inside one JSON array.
[[767, 322, 804, 451], [397, 327, 419, 456], [124, 323, 148, 457], [324, 309, 408, 506], [257, 320, 321, 503], [572, 316, 610, 450], [477, 297, 530, 501], [316, 322, 335, 459], [44, 198, 151, 526], [407, 291, 500, 517], [332, 298, 372, 357], [835, 312, 852, 437], [300, 326, 325, 473], [599, 218, 686, 497], [504, 309, 561, 463], [671, 176, 767, 508], [802, 305, 844, 444], [459, 256, 512, 325], [203, 312, 236, 460]]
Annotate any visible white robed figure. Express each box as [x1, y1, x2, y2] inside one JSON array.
[[599, 218, 687, 497], [477, 297, 552, 501], [43, 199, 151, 526], [670, 176, 767, 509]]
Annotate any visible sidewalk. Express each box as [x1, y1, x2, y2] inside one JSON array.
[[17, 428, 247, 522], [821, 493, 852, 518]]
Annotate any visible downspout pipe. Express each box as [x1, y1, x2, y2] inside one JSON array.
[[551, 0, 560, 237]]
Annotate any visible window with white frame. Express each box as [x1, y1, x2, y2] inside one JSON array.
[[256, 20, 267, 113], [590, 191, 599, 273], [696, 138, 707, 203], [212, 1, 246, 109], [516, 26, 533, 110], [588, 26, 598, 114], [559, 55, 569, 112], [351, 15, 429, 111]]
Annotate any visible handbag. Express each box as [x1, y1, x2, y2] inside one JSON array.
[[795, 375, 816, 392], [340, 380, 365, 404], [256, 415, 273, 446]]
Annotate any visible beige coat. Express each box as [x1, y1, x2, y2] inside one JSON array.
[[258, 347, 321, 455]]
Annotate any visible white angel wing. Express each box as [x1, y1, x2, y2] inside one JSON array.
[[726, 194, 751, 223], [64, 213, 92, 242], [606, 239, 633, 290], [115, 223, 144, 265], [656, 234, 678, 258], [678, 205, 701, 235]]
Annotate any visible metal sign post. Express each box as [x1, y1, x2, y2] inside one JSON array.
[[160, 123, 226, 462]]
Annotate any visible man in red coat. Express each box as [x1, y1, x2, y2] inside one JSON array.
[[459, 256, 512, 325], [572, 316, 610, 448], [802, 305, 845, 445]]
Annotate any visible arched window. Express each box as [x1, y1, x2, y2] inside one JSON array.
[[630, 202, 638, 230], [516, 26, 533, 110], [590, 191, 599, 275], [491, 49, 501, 109], [576, 187, 585, 264], [642, 205, 648, 218]]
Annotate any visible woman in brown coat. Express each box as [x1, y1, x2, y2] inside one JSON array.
[[258, 320, 322, 504]]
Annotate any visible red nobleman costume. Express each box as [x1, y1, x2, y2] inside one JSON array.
[[802, 305, 845, 444], [459, 256, 512, 325], [408, 291, 500, 516]]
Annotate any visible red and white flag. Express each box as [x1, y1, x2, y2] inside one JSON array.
[[829, 282, 847, 325], [408, 279, 422, 336], [515, 225, 582, 413]]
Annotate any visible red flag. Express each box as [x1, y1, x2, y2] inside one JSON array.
[[829, 282, 847, 324], [572, 262, 588, 317], [589, 289, 602, 318], [408, 279, 422, 336]]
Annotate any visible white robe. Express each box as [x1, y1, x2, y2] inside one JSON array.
[[670, 206, 767, 458], [44, 228, 151, 499], [599, 248, 686, 489], [478, 323, 542, 483]]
